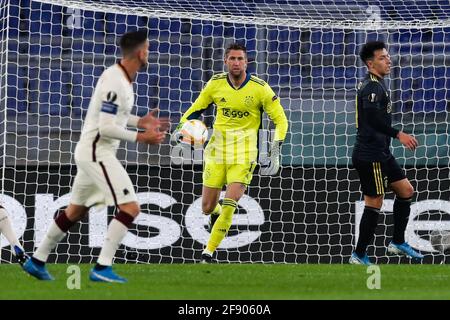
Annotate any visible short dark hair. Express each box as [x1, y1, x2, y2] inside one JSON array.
[[119, 30, 148, 57], [225, 43, 247, 57], [359, 41, 386, 65]]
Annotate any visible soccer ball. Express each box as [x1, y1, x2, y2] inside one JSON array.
[[180, 119, 208, 146], [430, 230, 450, 253]]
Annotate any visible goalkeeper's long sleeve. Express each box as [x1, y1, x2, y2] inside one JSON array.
[[180, 79, 214, 123], [270, 108, 288, 143], [262, 86, 288, 142]]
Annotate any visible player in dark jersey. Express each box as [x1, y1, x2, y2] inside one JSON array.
[[350, 41, 423, 265]]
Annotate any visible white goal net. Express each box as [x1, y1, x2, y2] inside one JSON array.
[[1, 0, 449, 264]]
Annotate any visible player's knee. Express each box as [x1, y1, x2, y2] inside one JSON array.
[[364, 195, 383, 209], [118, 202, 140, 217], [202, 202, 216, 215], [371, 200, 383, 210], [402, 186, 414, 199], [65, 205, 89, 222], [396, 183, 414, 199]]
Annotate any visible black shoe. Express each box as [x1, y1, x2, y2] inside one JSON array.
[[14, 246, 29, 266], [201, 253, 212, 264], [208, 213, 219, 233]]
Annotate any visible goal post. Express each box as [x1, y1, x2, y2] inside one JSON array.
[[1, 0, 449, 264]]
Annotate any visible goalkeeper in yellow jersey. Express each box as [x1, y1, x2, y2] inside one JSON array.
[[174, 43, 288, 263]]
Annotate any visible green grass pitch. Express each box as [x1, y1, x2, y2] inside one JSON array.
[[0, 264, 449, 300]]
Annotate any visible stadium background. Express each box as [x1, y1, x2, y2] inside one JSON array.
[[0, 0, 449, 264]]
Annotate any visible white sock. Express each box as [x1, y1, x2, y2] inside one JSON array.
[[0, 208, 22, 251], [33, 221, 66, 262], [97, 219, 128, 266]]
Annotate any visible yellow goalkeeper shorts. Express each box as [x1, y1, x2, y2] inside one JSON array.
[[203, 161, 257, 189]]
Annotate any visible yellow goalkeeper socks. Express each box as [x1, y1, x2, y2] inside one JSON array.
[[206, 203, 222, 216], [206, 198, 237, 253]]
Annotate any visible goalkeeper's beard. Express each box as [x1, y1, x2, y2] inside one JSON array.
[[229, 70, 246, 81]]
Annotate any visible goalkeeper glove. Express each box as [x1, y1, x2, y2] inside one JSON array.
[[260, 140, 282, 176], [170, 122, 184, 143]]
